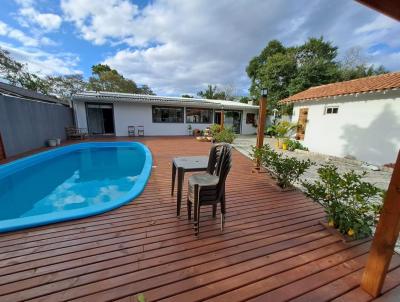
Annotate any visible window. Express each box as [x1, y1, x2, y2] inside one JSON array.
[[186, 108, 212, 123], [246, 113, 256, 124], [152, 106, 184, 123], [325, 106, 339, 114]]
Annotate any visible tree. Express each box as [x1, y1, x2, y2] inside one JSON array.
[[197, 84, 226, 100], [45, 74, 87, 100], [181, 94, 194, 98], [340, 47, 387, 81], [88, 64, 155, 95], [246, 37, 388, 110], [239, 96, 250, 103], [0, 47, 49, 94]]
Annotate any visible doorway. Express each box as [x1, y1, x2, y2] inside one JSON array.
[[214, 111, 222, 125], [296, 108, 308, 140], [224, 111, 242, 134], [86, 103, 115, 135]]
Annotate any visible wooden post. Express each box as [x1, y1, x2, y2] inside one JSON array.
[[220, 110, 224, 130], [361, 150, 400, 297], [255, 95, 267, 168]]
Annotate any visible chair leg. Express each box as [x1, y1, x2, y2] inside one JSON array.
[[193, 184, 199, 236], [212, 204, 217, 218], [196, 203, 200, 237], [187, 199, 192, 220], [221, 194, 226, 232]]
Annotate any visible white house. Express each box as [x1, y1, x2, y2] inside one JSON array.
[[72, 92, 259, 137], [279, 72, 400, 165]]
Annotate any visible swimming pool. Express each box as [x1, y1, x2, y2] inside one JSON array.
[[0, 142, 152, 233]]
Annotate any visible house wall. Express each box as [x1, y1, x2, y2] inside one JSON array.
[[0, 94, 74, 158], [74, 101, 257, 136], [291, 90, 400, 165]]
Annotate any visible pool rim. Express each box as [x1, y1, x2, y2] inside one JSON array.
[[0, 141, 152, 233]]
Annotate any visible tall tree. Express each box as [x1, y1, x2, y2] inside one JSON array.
[[197, 84, 226, 100], [340, 47, 387, 81], [88, 64, 155, 95], [0, 47, 49, 94], [246, 37, 388, 110], [45, 74, 87, 100]]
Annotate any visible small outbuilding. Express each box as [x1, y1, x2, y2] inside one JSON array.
[[279, 72, 400, 165]]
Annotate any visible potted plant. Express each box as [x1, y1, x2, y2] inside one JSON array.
[[275, 121, 297, 149], [302, 164, 384, 240], [282, 138, 290, 151]]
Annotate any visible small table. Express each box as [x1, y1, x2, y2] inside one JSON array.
[[171, 156, 208, 216]]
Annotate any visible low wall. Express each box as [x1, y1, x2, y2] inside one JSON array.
[[0, 95, 74, 158]]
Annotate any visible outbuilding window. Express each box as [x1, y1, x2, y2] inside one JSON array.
[[325, 106, 339, 114], [152, 106, 184, 123]]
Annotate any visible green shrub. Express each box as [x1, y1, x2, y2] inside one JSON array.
[[251, 144, 313, 189], [265, 125, 277, 137], [301, 164, 384, 239], [285, 139, 308, 151], [214, 127, 236, 143], [209, 124, 222, 136]]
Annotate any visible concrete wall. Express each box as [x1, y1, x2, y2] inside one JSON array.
[[291, 90, 400, 165], [0, 95, 74, 158], [74, 101, 258, 136]]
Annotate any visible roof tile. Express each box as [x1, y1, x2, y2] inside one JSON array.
[[279, 72, 400, 104]]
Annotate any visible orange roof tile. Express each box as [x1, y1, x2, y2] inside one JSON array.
[[279, 72, 400, 104]]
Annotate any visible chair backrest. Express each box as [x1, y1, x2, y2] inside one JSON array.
[[215, 144, 232, 200], [206, 143, 232, 200], [207, 143, 225, 175]]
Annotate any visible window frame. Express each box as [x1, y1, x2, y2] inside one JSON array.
[[325, 106, 339, 115], [185, 107, 213, 124], [152, 105, 184, 123], [246, 113, 256, 125]]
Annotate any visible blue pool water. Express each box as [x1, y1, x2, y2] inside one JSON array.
[[0, 142, 152, 232]]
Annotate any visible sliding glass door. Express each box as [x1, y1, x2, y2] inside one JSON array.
[[86, 103, 115, 135], [224, 111, 242, 134]]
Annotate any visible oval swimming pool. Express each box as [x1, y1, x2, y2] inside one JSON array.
[[0, 142, 152, 233]]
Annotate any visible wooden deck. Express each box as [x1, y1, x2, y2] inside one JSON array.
[[0, 136, 400, 302]]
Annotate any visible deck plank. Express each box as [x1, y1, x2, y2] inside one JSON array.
[[0, 137, 399, 302]]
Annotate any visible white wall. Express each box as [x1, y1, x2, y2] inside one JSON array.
[[74, 101, 257, 136], [291, 90, 400, 165]]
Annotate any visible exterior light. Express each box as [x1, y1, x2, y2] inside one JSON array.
[[261, 87, 268, 97]]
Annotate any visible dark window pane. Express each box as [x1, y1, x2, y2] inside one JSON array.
[[186, 108, 212, 123], [326, 108, 332, 114], [246, 113, 255, 124], [332, 107, 338, 114], [152, 106, 184, 123]]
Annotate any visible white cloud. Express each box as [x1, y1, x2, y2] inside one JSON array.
[[0, 20, 39, 46], [19, 7, 62, 31], [61, 0, 138, 45], [0, 42, 81, 76], [10, 0, 400, 95], [99, 0, 400, 95]]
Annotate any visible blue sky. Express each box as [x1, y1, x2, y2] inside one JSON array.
[[1, 0, 400, 96]]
